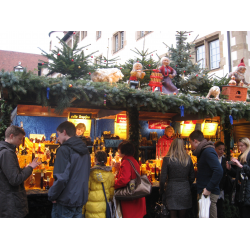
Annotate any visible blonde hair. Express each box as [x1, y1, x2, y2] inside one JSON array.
[[238, 137, 250, 163], [166, 138, 190, 166], [132, 62, 143, 71], [165, 126, 174, 133]]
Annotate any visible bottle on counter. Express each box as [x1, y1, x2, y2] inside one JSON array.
[[40, 170, 44, 190]]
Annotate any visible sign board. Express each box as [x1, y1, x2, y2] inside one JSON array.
[[115, 115, 127, 139], [68, 113, 91, 137], [148, 120, 170, 129], [69, 112, 92, 119]]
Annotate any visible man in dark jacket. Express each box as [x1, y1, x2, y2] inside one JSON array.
[[0, 126, 40, 218], [189, 130, 223, 218], [48, 121, 91, 218]]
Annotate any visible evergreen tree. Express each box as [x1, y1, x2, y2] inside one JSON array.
[[38, 36, 98, 80], [166, 31, 213, 95], [120, 47, 161, 88], [92, 52, 120, 69]]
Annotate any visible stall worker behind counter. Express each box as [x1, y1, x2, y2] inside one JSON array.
[[76, 123, 89, 145], [156, 126, 176, 157]]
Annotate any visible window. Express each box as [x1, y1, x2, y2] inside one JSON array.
[[95, 55, 102, 65], [195, 32, 221, 71], [196, 45, 205, 68], [67, 39, 72, 48], [81, 31, 87, 40], [74, 32, 80, 43], [136, 31, 152, 40], [113, 31, 125, 53], [96, 31, 101, 40], [14, 62, 23, 72], [209, 40, 220, 70]]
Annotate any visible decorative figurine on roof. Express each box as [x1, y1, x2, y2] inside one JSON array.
[[158, 57, 178, 94], [129, 62, 145, 89], [206, 86, 220, 100], [91, 68, 124, 84], [228, 58, 249, 86]]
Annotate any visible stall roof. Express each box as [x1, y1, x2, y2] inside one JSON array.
[[16, 105, 180, 121]]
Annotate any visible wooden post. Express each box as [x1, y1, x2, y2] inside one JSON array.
[[127, 108, 140, 162], [223, 113, 232, 160]]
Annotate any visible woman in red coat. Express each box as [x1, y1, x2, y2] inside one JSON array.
[[114, 141, 147, 218]]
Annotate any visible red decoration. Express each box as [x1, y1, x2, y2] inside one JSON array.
[[151, 54, 153, 56], [71, 59, 74, 62], [104, 60, 106, 62], [88, 72, 91, 75], [196, 74, 198, 77], [58, 53, 60, 56], [184, 71, 186, 73], [189, 55, 191, 57], [173, 92, 177, 95], [73, 32, 76, 34], [148, 65, 151, 67], [69, 84, 73, 88], [91, 56, 93, 58], [176, 65, 177, 67], [137, 61, 139, 62], [120, 67, 122, 69], [42, 63, 44, 65]]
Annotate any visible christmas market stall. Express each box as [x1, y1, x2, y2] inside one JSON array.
[[1, 31, 250, 218]]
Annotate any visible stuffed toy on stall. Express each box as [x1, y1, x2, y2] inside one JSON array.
[[129, 62, 145, 89], [91, 68, 124, 84], [228, 58, 249, 86]]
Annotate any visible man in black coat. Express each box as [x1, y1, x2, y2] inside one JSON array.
[[0, 126, 40, 218]]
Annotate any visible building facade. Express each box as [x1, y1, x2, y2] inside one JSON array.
[[48, 31, 250, 83], [0, 50, 48, 76]]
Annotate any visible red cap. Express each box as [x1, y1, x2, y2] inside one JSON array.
[[238, 58, 246, 68]]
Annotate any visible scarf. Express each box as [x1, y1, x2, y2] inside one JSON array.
[[159, 65, 173, 77], [192, 139, 215, 158]]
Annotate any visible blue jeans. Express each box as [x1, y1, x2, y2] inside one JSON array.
[[51, 203, 82, 218]]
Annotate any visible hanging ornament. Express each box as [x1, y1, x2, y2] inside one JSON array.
[[151, 54, 153, 56], [137, 61, 139, 62], [104, 60, 106, 62], [189, 55, 191, 57], [58, 53, 60, 56], [78, 66, 81, 69], [203, 74, 205, 76], [229, 115, 233, 125], [148, 64, 151, 67], [69, 84, 73, 88], [179, 106, 185, 117], [73, 32, 76, 34], [71, 59, 74, 62], [184, 71, 186, 73], [173, 92, 177, 95], [46, 87, 50, 99], [196, 74, 198, 77], [104, 94, 107, 106], [176, 65, 177, 67], [88, 72, 91, 75], [120, 67, 122, 69], [91, 56, 93, 58]]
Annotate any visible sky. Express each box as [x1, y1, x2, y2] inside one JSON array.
[[0, 30, 52, 55]]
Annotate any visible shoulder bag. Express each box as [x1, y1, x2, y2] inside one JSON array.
[[114, 158, 152, 200], [101, 183, 111, 218]]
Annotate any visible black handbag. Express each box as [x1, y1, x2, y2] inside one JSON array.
[[154, 198, 170, 218], [101, 183, 111, 218]]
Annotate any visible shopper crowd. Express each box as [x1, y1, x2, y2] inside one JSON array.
[[1, 122, 250, 218]]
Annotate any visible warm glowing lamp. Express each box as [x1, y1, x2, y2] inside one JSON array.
[[180, 121, 196, 137], [201, 121, 218, 136]]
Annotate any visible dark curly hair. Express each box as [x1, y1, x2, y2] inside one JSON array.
[[95, 150, 107, 166], [118, 140, 135, 156]]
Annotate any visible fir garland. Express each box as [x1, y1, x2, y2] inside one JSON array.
[[0, 99, 13, 141], [1, 70, 250, 123]]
